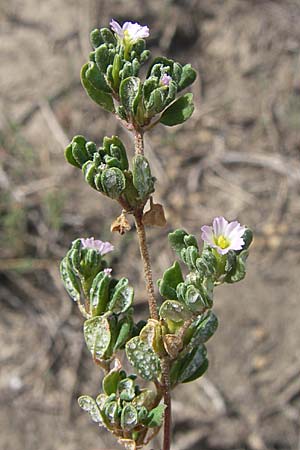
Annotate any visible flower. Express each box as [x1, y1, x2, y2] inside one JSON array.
[[201, 216, 246, 255], [104, 268, 112, 277], [80, 237, 114, 255], [161, 74, 172, 86], [110, 19, 150, 42]]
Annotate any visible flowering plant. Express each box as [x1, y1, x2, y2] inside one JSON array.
[[60, 19, 252, 450]]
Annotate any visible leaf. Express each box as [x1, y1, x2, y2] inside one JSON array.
[[85, 61, 111, 92], [89, 272, 111, 316], [168, 229, 188, 256], [158, 261, 184, 300], [159, 300, 191, 323], [119, 77, 141, 115], [64, 143, 81, 168], [160, 93, 194, 126], [189, 311, 218, 346], [114, 316, 133, 350], [108, 278, 134, 314], [170, 345, 208, 385], [132, 155, 155, 200], [101, 167, 126, 199], [60, 257, 81, 302], [118, 378, 136, 402], [82, 161, 97, 189], [184, 284, 207, 313], [121, 404, 138, 431], [126, 337, 161, 381], [102, 370, 121, 396], [81, 63, 115, 112], [83, 316, 111, 359], [146, 404, 166, 428], [78, 395, 102, 423], [178, 64, 197, 91]]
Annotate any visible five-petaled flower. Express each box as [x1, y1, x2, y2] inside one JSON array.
[[201, 216, 246, 255], [110, 19, 149, 42], [80, 237, 114, 255]]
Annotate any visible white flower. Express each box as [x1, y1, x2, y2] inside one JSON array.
[[110, 19, 149, 42], [80, 237, 114, 255], [201, 216, 246, 255]]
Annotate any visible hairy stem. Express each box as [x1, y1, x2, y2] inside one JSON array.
[[134, 210, 159, 321], [161, 358, 172, 450], [133, 129, 171, 449]]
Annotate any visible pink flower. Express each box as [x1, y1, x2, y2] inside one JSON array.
[[201, 217, 246, 255], [161, 74, 172, 86], [110, 19, 149, 42], [104, 268, 112, 277], [80, 237, 114, 255]]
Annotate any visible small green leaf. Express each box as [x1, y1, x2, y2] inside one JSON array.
[[101, 167, 126, 199], [64, 143, 81, 168], [114, 316, 133, 350], [159, 300, 191, 323], [89, 271, 111, 316], [146, 404, 166, 428], [119, 77, 141, 116], [178, 64, 197, 91], [81, 63, 115, 112], [84, 316, 111, 359], [160, 93, 194, 126], [60, 257, 81, 302], [158, 261, 184, 300], [126, 337, 161, 381], [184, 285, 207, 313], [121, 404, 138, 431], [78, 395, 102, 423], [118, 378, 135, 401], [132, 155, 155, 200], [168, 229, 188, 256], [189, 311, 218, 346], [86, 61, 111, 93], [82, 161, 97, 189], [102, 370, 121, 396], [108, 278, 134, 314], [170, 345, 208, 385]]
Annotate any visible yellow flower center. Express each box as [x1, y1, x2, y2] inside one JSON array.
[[215, 235, 230, 249]]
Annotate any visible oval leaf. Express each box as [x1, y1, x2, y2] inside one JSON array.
[[160, 93, 194, 126]]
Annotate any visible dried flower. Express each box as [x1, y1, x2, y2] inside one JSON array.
[[110, 19, 149, 42], [201, 216, 246, 255], [161, 74, 172, 86], [80, 237, 114, 255]]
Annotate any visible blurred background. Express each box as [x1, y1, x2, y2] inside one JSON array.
[[1, 0, 300, 449]]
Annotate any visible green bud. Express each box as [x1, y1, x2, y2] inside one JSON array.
[[157, 261, 184, 300]]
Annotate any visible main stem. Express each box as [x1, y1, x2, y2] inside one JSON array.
[[133, 129, 172, 450]]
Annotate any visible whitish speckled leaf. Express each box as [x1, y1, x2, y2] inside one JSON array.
[[121, 404, 138, 431], [60, 257, 81, 302], [83, 316, 111, 359], [159, 300, 191, 323], [126, 337, 161, 381], [108, 278, 134, 314], [78, 395, 102, 423], [89, 271, 111, 316]]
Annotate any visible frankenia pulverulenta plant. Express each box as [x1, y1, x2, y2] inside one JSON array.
[[60, 18, 253, 450]]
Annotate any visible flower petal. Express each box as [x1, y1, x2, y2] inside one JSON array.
[[201, 225, 215, 246], [110, 19, 124, 38], [213, 216, 228, 237]]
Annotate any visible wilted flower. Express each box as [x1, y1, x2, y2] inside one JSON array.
[[201, 216, 246, 255], [110, 19, 149, 42], [161, 74, 172, 86], [104, 268, 112, 277], [80, 237, 114, 255]]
